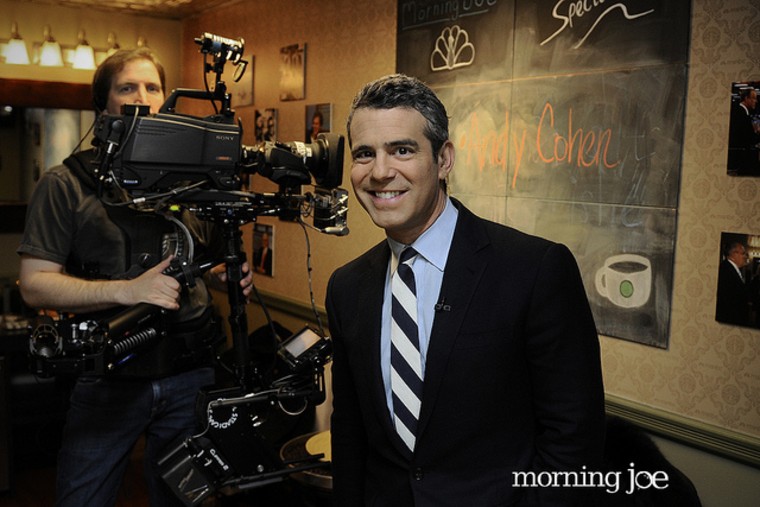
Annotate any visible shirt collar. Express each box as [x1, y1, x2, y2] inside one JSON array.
[[728, 259, 744, 279], [387, 197, 458, 273]]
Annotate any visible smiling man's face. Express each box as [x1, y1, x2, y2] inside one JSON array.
[[349, 107, 453, 244]]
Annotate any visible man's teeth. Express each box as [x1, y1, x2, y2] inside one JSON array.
[[375, 191, 401, 199]]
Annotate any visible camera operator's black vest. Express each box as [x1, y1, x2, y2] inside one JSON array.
[[62, 150, 219, 377], [63, 150, 178, 281]]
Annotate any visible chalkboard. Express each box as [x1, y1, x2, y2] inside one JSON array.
[[397, 0, 515, 86], [506, 198, 677, 348], [508, 66, 686, 207], [396, 0, 692, 347], [514, 0, 690, 77]]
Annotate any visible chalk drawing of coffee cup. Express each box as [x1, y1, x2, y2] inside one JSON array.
[[595, 254, 652, 309]]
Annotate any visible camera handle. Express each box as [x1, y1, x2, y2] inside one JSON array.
[[159, 86, 233, 120]]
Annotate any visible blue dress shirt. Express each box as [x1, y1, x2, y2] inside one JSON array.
[[381, 197, 459, 415]]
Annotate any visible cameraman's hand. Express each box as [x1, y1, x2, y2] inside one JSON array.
[[123, 256, 181, 310], [209, 261, 254, 299], [241, 262, 253, 298]]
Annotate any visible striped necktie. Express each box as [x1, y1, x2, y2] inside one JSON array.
[[391, 247, 423, 452]]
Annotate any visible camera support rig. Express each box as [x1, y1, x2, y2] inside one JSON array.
[[29, 259, 217, 377], [153, 200, 330, 506]]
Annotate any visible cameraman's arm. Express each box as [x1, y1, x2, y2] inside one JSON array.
[[19, 254, 181, 313]]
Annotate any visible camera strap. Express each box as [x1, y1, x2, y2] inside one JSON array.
[[63, 149, 100, 191]]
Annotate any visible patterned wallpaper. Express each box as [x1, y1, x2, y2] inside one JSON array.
[[180, 0, 760, 439], [601, 0, 760, 438]]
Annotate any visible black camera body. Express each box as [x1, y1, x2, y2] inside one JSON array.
[[94, 109, 243, 192], [91, 103, 348, 235], [92, 107, 347, 196]]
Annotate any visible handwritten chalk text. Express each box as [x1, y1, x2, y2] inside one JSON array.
[[455, 101, 621, 189], [541, 1, 655, 49], [400, 0, 498, 30]]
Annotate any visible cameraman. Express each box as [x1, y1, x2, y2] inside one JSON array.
[[17, 47, 252, 506]]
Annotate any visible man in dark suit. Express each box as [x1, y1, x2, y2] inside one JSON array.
[[253, 231, 273, 276], [326, 74, 606, 506], [715, 240, 751, 326], [727, 87, 760, 175]]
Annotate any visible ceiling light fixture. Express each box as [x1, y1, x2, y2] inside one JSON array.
[[72, 29, 95, 69], [3, 22, 30, 64], [106, 32, 120, 56], [38, 25, 64, 67]]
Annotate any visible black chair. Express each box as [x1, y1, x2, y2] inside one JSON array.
[[595, 415, 703, 507]]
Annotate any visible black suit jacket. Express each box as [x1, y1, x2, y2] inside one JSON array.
[[715, 259, 750, 326], [326, 201, 606, 506], [728, 102, 760, 174], [254, 246, 272, 275]]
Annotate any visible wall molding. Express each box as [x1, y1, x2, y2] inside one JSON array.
[[0, 77, 92, 109], [257, 290, 760, 470], [255, 290, 327, 325], [605, 394, 760, 469]]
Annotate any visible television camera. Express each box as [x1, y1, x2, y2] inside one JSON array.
[[27, 32, 347, 505], [90, 32, 348, 235]]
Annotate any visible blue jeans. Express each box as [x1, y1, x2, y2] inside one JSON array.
[[55, 367, 215, 507]]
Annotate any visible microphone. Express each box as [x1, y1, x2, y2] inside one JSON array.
[[322, 226, 350, 236], [94, 117, 125, 189], [105, 119, 124, 155], [195, 32, 245, 64], [435, 297, 451, 312]]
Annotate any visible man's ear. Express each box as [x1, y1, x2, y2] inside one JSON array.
[[437, 140, 455, 180]]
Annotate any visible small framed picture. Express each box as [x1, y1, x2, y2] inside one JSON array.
[[305, 103, 332, 142], [252, 223, 274, 277], [254, 108, 278, 143], [715, 232, 760, 328], [230, 54, 254, 107], [726, 81, 760, 177], [279, 43, 306, 101]]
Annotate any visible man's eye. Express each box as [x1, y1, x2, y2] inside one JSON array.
[[353, 151, 373, 161]]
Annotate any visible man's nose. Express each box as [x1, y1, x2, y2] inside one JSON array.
[[371, 153, 395, 180], [134, 86, 149, 104]]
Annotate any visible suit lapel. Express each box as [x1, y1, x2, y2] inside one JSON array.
[[354, 243, 403, 444], [417, 204, 490, 438]]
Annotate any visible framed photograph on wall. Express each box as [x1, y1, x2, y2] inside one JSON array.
[[726, 81, 760, 177], [305, 103, 332, 142], [715, 232, 760, 329], [279, 43, 306, 101], [253, 223, 274, 277], [230, 54, 254, 107], [254, 108, 278, 143]]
